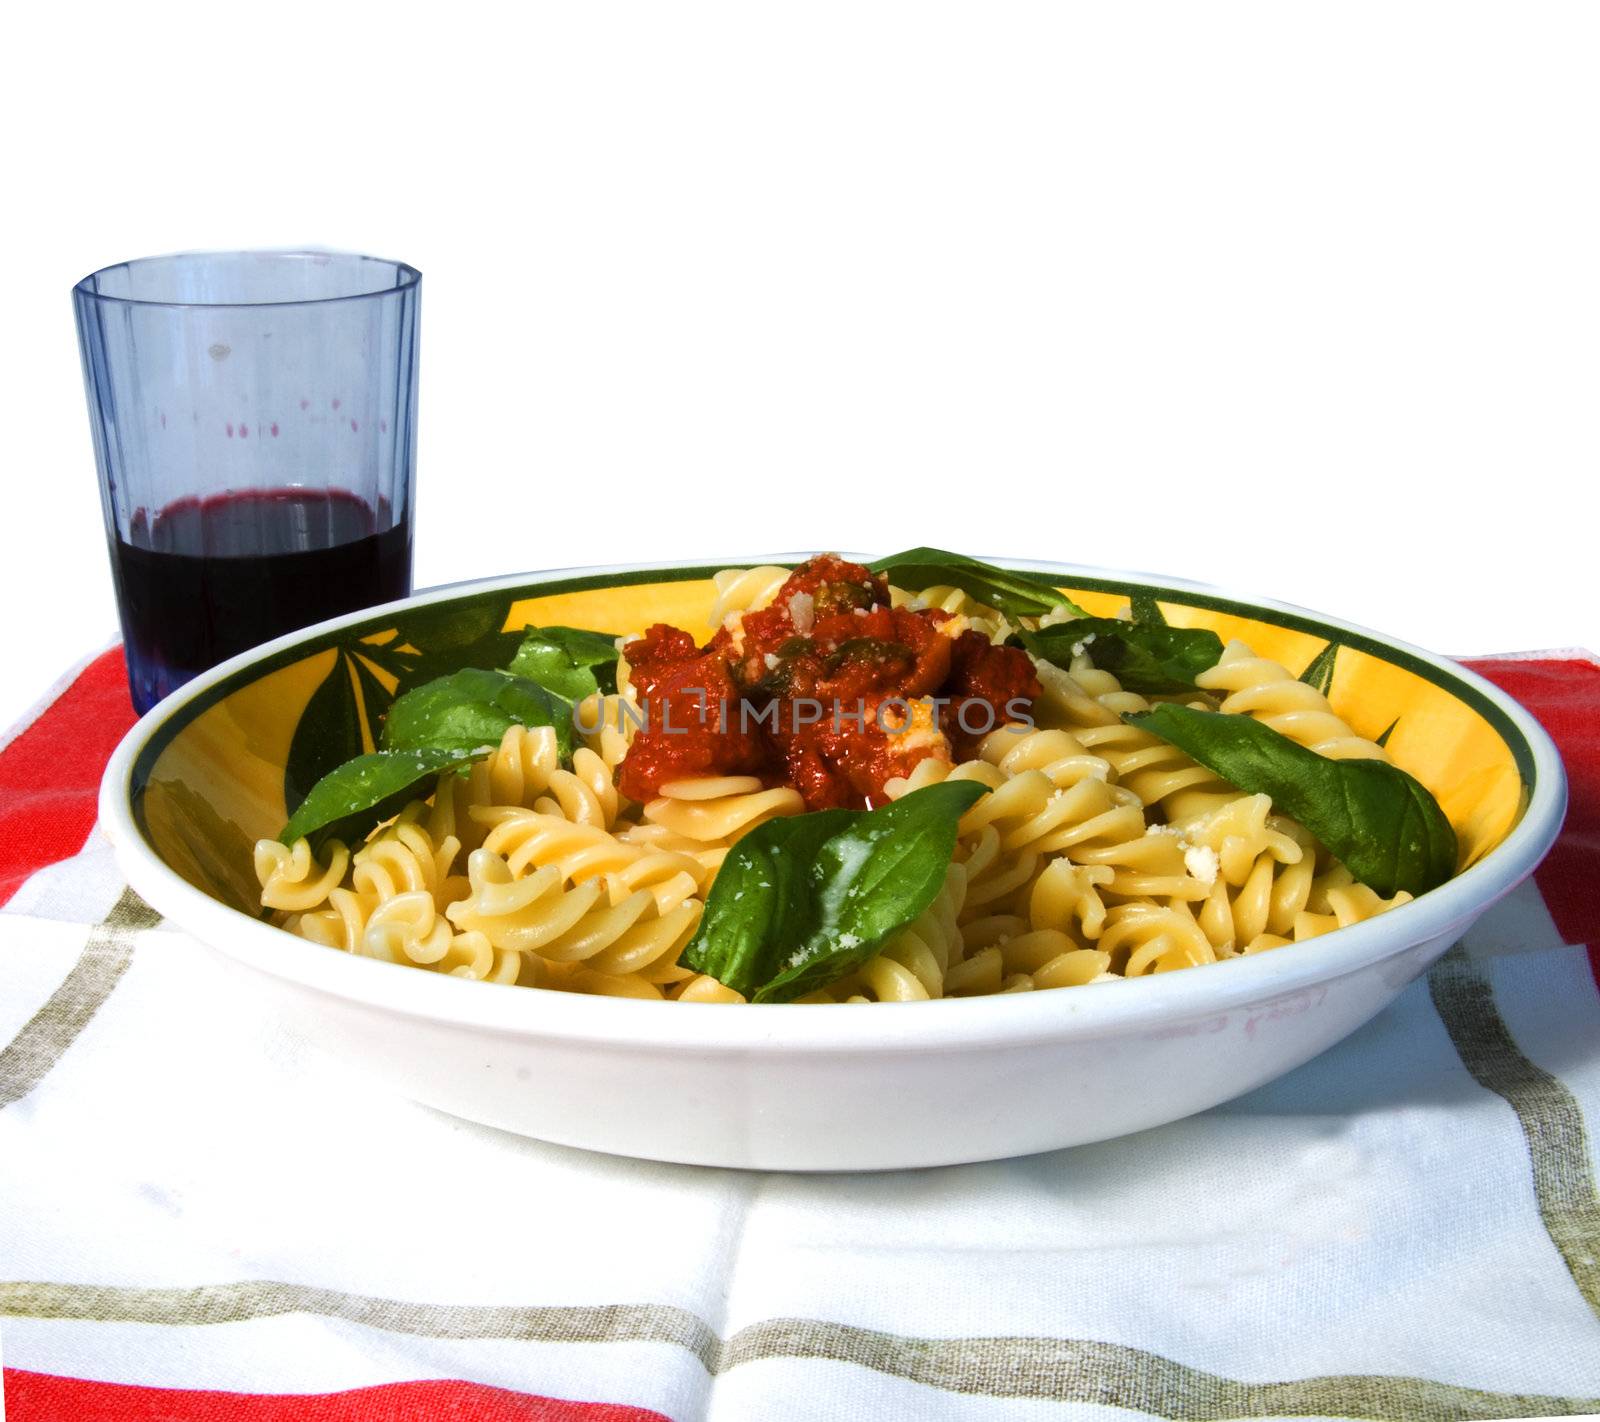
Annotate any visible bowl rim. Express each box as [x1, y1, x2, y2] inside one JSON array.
[[98, 553, 1568, 1053]]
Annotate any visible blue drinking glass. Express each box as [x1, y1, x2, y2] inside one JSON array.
[[73, 251, 421, 713]]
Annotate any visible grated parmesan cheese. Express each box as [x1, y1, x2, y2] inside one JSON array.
[[788, 592, 815, 635]]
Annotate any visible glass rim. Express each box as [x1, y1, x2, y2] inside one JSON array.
[[72, 249, 422, 311]]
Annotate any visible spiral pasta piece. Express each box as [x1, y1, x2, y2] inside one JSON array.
[[414, 771, 486, 854], [642, 776, 805, 844], [1069, 830, 1206, 903], [1101, 902, 1219, 977], [672, 974, 748, 1003], [1174, 794, 1304, 888], [709, 565, 793, 626], [1028, 856, 1115, 941], [1073, 719, 1236, 823], [475, 807, 648, 884], [255, 838, 351, 912], [825, 953, 934, 1003], [952, 822, 1040, 914], [436, 928, 525, 983], [467, 724, 620, 827], [1050, 657, 1154, 719], [882, 755, 962, 798], [613, 821, 730, 880], [970, 909, 1117, 988], [1195, 850, 1315, 954], [576, 690, 644, 777], [889, 583, 1011, 643], [445, 853, 603, 952], [292, 886, 377, 953], [957, 770, 1138, 862], [974, 725, 1113, 791], [363, 889, 456, 965], [887, 756, 1117, 865], [540, 889, 701, 981], [1028, 657, 1123, 731], [602, 849, 708, 913], [1028, 947, 1116, 989], [1195, 641, 1392, 762], [889, 773, 1047, 913], [1293, 874, 1413, 941], [445, 847, 701, 993], [541, 962, 667, 999], [1022, 655, 1234, 821], [352, 816, 462, 902], [891, 755, 1166, 915], [290, 876, 523, 983]]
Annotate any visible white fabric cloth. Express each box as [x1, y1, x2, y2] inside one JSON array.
[[3, 859, 1598, 1419]]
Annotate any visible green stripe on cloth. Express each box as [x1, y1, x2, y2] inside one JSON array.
[[1430, 946, 1600, 1320], [0, 888, 161, 1110], [2, 1279, 1594, 1418]]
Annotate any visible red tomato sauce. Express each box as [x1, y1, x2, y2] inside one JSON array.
[[617, 556, 1040, 809]]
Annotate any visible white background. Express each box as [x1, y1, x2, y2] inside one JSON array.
[[2, 2, 1596, 731]]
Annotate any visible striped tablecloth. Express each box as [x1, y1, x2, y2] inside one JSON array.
[[1, 648, 1598, 1422]]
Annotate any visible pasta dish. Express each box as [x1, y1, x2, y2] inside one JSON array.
[[252, 551, 1457, 1004]]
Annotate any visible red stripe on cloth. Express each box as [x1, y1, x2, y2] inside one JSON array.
[[1465, 656, 1600, 979], [0, 650, 136, 908], [2, 1370, 670, 1422]]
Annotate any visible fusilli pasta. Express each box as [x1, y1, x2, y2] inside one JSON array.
[[708, 565, 791, 626], [1195, 641, 1391, 762]]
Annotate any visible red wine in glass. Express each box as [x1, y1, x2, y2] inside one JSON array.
[[110, 488, 411, 713]]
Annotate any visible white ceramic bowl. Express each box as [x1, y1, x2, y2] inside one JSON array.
[[99, 558, 1566, 1170]]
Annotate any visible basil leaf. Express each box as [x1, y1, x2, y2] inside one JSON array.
[[681, 782, 988, 1002], [871, 548, 1086, 621], [383, 667, 573, 761], [1022, 621, 1225, 696], [1130, 593, 1167, 626], [825, 638, 915, 673], [358, 601, 527, 696], [1375, 717, 1399, 750], [507, 625, 620, 702], [680, 810, 860, 998], [757, 781, 988, 1002], [1125, 704, 1457, 897], [1299, 640, 1340, 695], [279, 748, 485, 853]]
